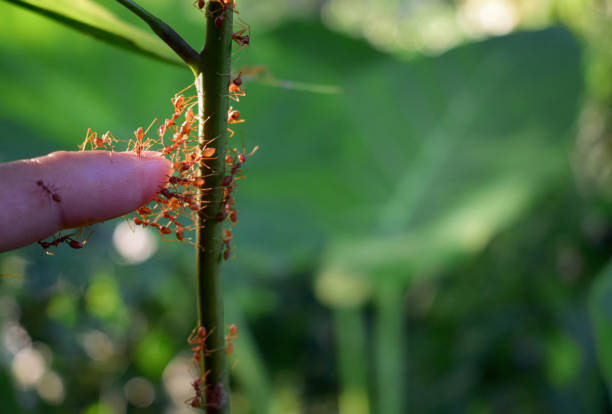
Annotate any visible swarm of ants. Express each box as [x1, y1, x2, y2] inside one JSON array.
[[184, 323, 238, 408], [38, 2, 249, 408], [38, 0, 253, 258]]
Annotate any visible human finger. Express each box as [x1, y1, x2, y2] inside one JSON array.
[[0, 150, 171, 252]]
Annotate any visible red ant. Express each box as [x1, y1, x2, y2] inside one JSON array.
[[178, 119, 195, 138], [162, 210, 188, 240], [225, 323, 238, 355], [133, 127, 146, 155], [186, 378, 203, 408], [231, 74, 242, 87], [173, 94, 186, 114], [228, 145, 258, 175], [160, 187, 182, 201], [227, 107, 244, 126], [226, 106, 244, 138], [227, 108, 240, 121], [193, 0, 205, 10], [202, 147, 216, 158], [172, 151, 203, 172], [229, 73, 246, 102], [208, 0, 236, 28], [211, 0, 235, 7], [137, 206, 153, 216], [232, 27, 250, 48], [38, 232, 88, 255], [222, 229, 232, 260], [133, 216, 173, 236], [79, 128, 117, 151], [36, 179, 61, 203], [187, 325, 214, 362], [130, 119, 157, 156], [161, 186, 201, 212], [185, 370, 211, 408], [157, 88, 196, 142], [215, 145, 257, 227], [169, 176, 205, 187], [133, 216, 158, 229], [220, 175, 234, 187], [185, 107, 195, 123]]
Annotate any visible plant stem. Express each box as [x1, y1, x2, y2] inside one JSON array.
[[116, 0, 234, 410], [115, 0, 199, 68], [195, 1, 233, 412]]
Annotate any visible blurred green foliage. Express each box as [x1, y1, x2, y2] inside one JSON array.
[[1, 1, 612, 413]]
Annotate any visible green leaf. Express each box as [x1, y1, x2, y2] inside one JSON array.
[[2, 0, 182, 66], [235, 24, 582, 302]]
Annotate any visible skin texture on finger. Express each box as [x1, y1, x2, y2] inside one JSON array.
[[0, 151, 171, 252]]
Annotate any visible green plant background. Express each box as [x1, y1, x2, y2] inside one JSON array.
[[1, 1, 612, 413]]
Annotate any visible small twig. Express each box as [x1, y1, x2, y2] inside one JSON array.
[[115, 0, 199, 69]]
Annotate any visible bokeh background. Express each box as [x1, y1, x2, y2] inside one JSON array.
[[2, 0, 612, 413]]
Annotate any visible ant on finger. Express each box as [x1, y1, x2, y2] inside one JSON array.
[[79, 128, 117, 152], [36, 179, 61, 203], [38, 229, 91, 255], [130, 119, 158, 156]]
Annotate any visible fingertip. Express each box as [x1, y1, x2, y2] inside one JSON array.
[[139, 150, 170, 162], [132, 152, 173, 203]]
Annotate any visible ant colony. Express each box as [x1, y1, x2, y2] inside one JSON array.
[[39, 0, 254, 256]]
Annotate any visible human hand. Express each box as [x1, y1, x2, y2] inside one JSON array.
[[0, 151, 171, 252]]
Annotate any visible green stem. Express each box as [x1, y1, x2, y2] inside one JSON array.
[[374, 282, 405, 414], [115, 0, 199, 69], [195, 1, 233, 412], [334, 307, 370, 414], [115, 0, 234, 410]]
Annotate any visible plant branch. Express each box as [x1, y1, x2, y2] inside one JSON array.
[[195, 1, 234, 412], [115, 0, 199, 69]]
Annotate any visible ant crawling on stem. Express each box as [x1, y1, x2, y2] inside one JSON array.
[[227, 106, 245, 138], [225, 323, 238, 355], [232, 20, 250, 50], [187, 325, 214, 362], [186, 370, 210, 408], [208, 0, 237, 28], [228, 72, 246, 102]]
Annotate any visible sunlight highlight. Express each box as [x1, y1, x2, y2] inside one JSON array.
[[460, 0, 519, 36], [112, 221, 158, 264], [2, 323, 30, 355], [12, 347, 45, 387], [81, 330, 116, 362], [35, 371, 65, 405], [124, 377, 155, 408]]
